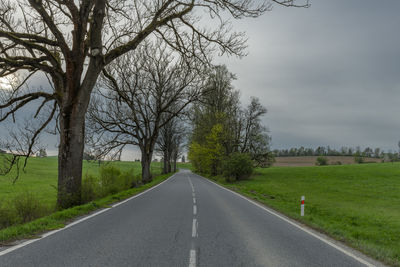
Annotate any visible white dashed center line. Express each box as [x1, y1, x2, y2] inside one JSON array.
[[188, 176, 198, 267], [192, 218, 198, 237], [189, 249, 196, 267]]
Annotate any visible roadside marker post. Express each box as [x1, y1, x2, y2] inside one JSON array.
[[301, 196, 305, 216]]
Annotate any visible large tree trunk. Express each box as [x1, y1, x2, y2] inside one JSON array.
[[173, 157, 177, 172], [141, 149, 153, 183], [166, 152, 171, 173], [57, 105, 86, 209], [163, 149, 172, 174], [56, 63, 100, 209], [162, 151, 168, 174], [167, 149, 172, 173]]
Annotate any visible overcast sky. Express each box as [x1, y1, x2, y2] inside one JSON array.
[[218, 0, 400, 151], [1, 0, 400, 159]]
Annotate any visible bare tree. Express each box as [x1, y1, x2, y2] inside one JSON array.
[[240, 97, 272, 166], [87, 42, 206, 182], [156, 116, 186, 174], [0, 0, 308, 208]]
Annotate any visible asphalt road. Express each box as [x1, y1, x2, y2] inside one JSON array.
[[0, 170, 376, 267]]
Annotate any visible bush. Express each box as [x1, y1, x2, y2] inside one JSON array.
[[119, 169, 136, 189], [13, 191, 46, 223], [100, 165, 123, 196], [0, 199, 17, 229], [222, 153, 253, 182], [82, 174, 100, 203], [83, 167, 136, 202], [315, 156, 328, 166]]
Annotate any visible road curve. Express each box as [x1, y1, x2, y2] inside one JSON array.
[[0, 170, 378, 267]]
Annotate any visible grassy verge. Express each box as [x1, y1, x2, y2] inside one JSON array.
[[0, 156, 162, 208], [0, 173, 172, 244], [201, 163, 400, 266]]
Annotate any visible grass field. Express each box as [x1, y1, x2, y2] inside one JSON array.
[[274, 156, 382, 167], [211, 163, 400, 266], [0, 156, 162, 208]]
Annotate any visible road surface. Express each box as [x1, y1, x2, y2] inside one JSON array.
[[0, 170, 378, 266]]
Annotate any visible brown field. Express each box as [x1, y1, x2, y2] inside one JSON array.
[[273, 156, 382, 167]]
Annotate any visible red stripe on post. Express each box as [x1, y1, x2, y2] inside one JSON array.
[[301, 200, 305, 204]]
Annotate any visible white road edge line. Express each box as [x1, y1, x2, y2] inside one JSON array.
[[193, 205, 197, 215], [0, 173, 177, 257], [192, 219, 197, 237], [193, 197, 196, 204], [189, 249, 196, 267], [198, 174, 375, 267]]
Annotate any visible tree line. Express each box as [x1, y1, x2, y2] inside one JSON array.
[[273, 146, 400, 160]]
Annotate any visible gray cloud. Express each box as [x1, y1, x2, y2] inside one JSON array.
[[218, 0, 400, 151]]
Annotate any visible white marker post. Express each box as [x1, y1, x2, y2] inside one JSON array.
[[301, 196, 305, 216]]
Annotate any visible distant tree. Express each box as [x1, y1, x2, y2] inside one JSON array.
[[363, 147, 373, 157], [36, 148, 47, 158], [374, 148, 381, 158], [156, 116, 186, 174], [354, 152, 364, 164], [315, 146, 325, 156], [348, 147, 353, 155], [240, 97, 272, 167]]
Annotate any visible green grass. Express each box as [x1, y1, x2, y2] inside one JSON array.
[[0, 156, 162, 208], [209, 163, 400, 266], [176, 162, 193, 170], [0, 173, 171, 243]]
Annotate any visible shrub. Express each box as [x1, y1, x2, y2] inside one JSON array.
[[119, 169, 136, 189], [315, 156, 328, 166], [223, 153, 253, 182], [100, 165, 122, 196], [0, 199, 17, 229], [82, 174, 100, 203], [13, 191, 46, 223]]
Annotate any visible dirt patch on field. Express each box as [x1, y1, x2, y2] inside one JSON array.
[[274, 156, 381, 167]]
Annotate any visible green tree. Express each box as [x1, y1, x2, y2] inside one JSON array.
[[223, 152, 253, 181], [189, 124, 225, 175]]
